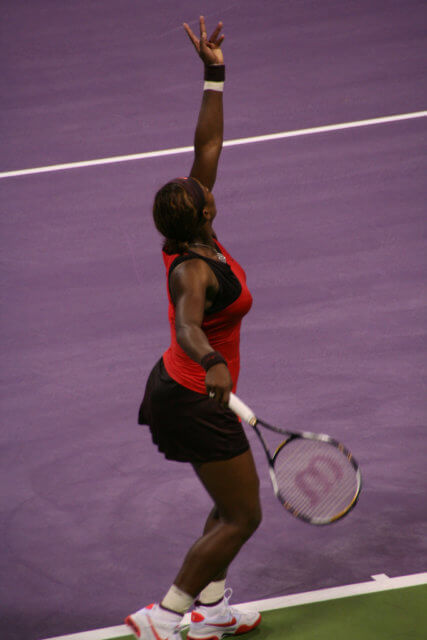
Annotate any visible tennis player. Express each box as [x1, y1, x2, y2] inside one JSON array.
[[125, 17, 262, 640]]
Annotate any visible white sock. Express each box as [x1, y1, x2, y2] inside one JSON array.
[[198, 579, 226, 606], [161, 584, 194, 615]]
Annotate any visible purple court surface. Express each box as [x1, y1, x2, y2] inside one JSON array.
[[1, 2, 426, 639]]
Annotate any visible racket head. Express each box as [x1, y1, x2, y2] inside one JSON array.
[[270, 432, 362, 525]]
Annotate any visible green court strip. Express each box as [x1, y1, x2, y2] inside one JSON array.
[[232, 585, 426, 640], [42, 572, 426, 640]]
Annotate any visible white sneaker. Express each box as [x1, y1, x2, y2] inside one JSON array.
[[187, 589, 261, 640], [125, 603, 182, 640]]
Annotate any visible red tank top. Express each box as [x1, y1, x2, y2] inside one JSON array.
[[162, 239, 253, 394]]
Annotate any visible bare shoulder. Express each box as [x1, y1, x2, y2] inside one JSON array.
[[170, 257, 217, 300]]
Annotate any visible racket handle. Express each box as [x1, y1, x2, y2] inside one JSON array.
[[228, 392, 257, 425]]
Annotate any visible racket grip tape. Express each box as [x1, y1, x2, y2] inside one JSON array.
[[228, 393, 257, 425]]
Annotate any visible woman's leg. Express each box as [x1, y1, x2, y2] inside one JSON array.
[[172, 449, 262, 598], [199, 507, 226, 583]]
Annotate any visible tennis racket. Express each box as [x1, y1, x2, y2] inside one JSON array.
[[228, 393, 362, 525]]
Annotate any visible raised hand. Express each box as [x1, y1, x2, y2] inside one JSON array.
[[183, 16, 224, 66]]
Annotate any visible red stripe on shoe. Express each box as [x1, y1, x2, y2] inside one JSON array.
[[191, 611, 205, 623], [187, 613, 262, 639], [208, 617, 237, 628], [124, 616, 141, 638]]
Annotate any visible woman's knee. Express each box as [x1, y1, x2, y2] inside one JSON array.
[[225, 501, 262, 541], [195, 450, 262, 539]]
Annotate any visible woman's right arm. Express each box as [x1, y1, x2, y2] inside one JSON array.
[[170, 260, 233, 406]]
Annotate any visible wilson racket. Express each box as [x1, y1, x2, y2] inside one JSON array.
[[228, 393, 362, 525]]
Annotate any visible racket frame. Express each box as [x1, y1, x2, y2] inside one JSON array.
[[229, 393, 362, 525]]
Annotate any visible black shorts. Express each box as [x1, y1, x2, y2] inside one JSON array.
[[138, 358, 250, 464]]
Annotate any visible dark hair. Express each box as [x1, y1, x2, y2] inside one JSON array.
[[153, 181, 204, 254]]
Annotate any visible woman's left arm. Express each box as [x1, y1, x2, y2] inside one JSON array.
[[183, 16, 225, 191]]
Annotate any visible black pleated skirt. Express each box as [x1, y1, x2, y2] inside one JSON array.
[[138, 358, 250, 464]]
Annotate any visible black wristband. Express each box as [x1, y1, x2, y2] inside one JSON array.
[[204, 65, 225, 82], [200, 351, 227, 371]]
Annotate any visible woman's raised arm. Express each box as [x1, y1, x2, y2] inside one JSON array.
[[183, 16, 225, 191]]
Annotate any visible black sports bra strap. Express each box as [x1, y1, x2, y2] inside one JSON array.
[[168, 252, 241, 315]]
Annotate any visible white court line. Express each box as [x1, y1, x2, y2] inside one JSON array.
[[371, 573, 391, 582], [2, 110, 426, 179], [41, 571, 427, 640]]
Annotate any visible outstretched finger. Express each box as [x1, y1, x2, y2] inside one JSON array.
[[199, 15, 208, 41], [209, 21, 223, 44], [205, 35, 225, 52], [183, 22, 200, 50]]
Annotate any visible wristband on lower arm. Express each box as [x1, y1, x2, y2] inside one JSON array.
[[200, 351, 227, 371], [204, 64, 225, 92]]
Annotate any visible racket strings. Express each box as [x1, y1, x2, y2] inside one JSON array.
[[273, 438, 359, 523]]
